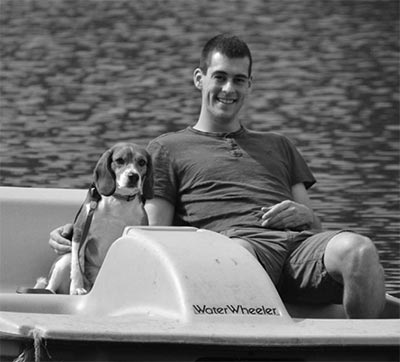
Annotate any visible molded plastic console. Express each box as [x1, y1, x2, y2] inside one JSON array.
[[0, 227, 290, 322]]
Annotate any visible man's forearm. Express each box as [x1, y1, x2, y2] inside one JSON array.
[[145, 197, 175, 226], [310, 210, 322, 230]]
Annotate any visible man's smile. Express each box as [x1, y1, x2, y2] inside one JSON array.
[[216, 97, 237, 105]]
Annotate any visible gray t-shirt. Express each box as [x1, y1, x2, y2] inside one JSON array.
[[147, 126, 315, 233]]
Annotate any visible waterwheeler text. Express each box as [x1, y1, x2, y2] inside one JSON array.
[[192, 304, 280, 316]]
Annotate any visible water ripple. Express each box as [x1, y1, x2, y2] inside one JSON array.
[[0, 0, 399, 296]]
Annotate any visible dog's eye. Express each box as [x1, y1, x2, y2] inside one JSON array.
[[138, 159, 146, 167], [114, 158, 124, 165]]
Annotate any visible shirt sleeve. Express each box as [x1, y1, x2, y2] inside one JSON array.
[[284, 137, 316, 189], [146, 140, 178, 204]]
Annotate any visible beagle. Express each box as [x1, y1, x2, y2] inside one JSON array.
[[35, 142, 153, 295]]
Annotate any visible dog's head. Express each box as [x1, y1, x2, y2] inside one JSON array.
[[94, 142, 153, 200]]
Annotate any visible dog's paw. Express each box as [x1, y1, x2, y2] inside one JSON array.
[[71, 287, 87, 295], [34, 277, 48, 289], [70, 280, 87, 295]]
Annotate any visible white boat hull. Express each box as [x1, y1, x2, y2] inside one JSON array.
[[0, 187, 398, 361]]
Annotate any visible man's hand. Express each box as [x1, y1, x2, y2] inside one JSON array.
[[260, 200, 314, 231], [49, 223, 73, 255]]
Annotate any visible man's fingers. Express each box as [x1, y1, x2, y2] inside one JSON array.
[[51, 242, 71, 255], [261, 212, 293, 228], [60, 224, 73, 239], [261, 201, 290, 220], [48, 236, 71, 254], [50, 228, 72, 246], [49, 224, 73, 255]]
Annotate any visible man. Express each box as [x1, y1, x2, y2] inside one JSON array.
[[50, 34, 385, 318]]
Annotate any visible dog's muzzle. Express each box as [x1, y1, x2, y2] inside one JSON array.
[[127, 172, 140, 188]]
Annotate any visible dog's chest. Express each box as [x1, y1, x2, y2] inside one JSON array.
[[84, 199, 146, 267]]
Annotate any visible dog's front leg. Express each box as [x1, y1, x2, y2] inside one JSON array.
[[70, 232, 87, 295], [47, 253, 71, 294]]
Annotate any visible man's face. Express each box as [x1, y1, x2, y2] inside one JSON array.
[[195, 51, 252, 124]]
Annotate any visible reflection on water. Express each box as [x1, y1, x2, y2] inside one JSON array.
[[0, 0, 399, 296]]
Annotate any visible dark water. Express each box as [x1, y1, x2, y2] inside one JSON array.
[[1, 0, 399, 296]]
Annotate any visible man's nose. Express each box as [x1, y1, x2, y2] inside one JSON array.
[[222, 79, 234, 93]]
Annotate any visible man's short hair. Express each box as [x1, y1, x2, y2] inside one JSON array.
[[199, 34, 253, 77]]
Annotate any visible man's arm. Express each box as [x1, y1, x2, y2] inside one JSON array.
[[145, 197, 175, 226], [260, 182, 322, 230], [291, 182, 322, 230]]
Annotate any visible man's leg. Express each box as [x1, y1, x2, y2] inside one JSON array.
[[324, 232, 386, 318], [228, 235, 288, 286], [230, 238, 257, 257]]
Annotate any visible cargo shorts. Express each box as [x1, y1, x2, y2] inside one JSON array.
[[221, 228, 344, 304]]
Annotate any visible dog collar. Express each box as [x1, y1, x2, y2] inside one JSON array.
[[113, 193, 139, 202]]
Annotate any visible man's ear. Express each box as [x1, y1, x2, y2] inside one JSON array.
[[193, 68, 203, 90], [248, 75, 253, 91]]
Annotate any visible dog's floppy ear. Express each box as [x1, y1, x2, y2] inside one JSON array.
[[94, 148, 116, 196], [142, 151, 154, 200]]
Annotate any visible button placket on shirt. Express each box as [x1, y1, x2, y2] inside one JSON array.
[[224, 136, 243, 158]]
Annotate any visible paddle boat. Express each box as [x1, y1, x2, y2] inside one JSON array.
[[0, 186, 399, 361]]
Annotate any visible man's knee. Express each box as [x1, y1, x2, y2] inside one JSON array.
[[324, 232, 386, 318], [324, 232, 381, 282]]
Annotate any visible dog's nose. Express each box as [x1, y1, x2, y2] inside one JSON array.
[[127, 172, 139, 184]]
